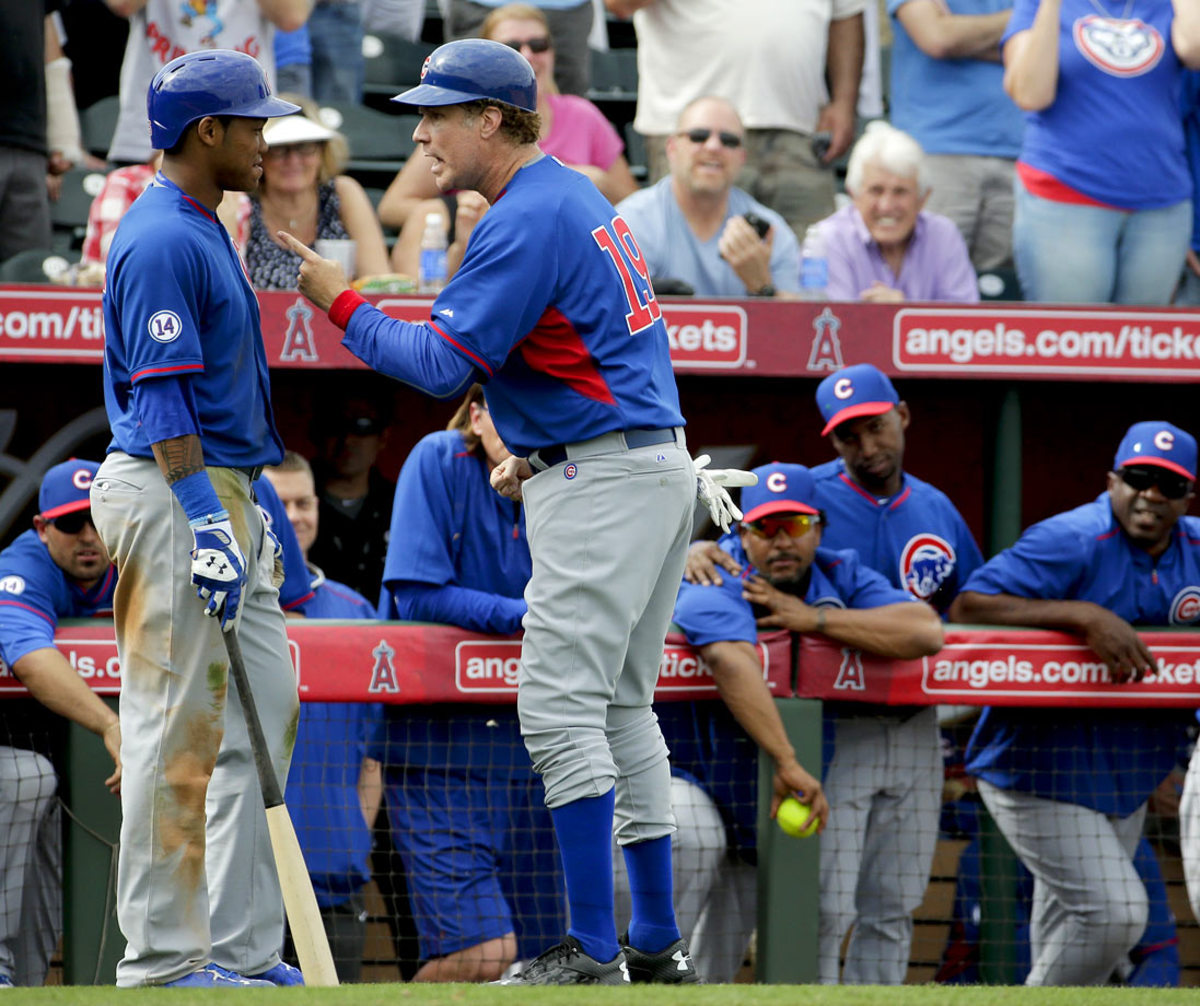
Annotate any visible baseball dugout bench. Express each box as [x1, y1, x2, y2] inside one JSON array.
[[35, 621, 1200, 985]]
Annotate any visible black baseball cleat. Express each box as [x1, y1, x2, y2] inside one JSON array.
[[492, 936, 630, 985], [620, 934, 700, 984]]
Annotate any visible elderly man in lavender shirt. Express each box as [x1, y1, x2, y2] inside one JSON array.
[[818, 122, 979, 302]]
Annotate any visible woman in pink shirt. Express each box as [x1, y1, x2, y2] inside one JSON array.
[[381, 2, 638, 279]]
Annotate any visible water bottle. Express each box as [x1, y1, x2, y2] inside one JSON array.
[[418, 212, 448, 294], [800, 224, 828, 301]]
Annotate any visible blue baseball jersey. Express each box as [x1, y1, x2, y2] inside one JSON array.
[[286, 569, 383, 908], [1003, 0, 1190, 209], [379, 430, 529, 633], [342, 156, 685, 458], [663, 537, 915, 853], [0, 530, 117, 670], [378, 429, 532, 768], [964, 495, 1200, 815], [101, 173, 284, 467], [811, 459, 984, 614], [253, 474, 315, 612]]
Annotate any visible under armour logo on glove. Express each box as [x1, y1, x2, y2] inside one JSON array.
[[189, 515, 247, 632]]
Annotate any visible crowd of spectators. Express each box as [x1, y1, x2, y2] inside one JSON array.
[[13, 0, 1200, 304]]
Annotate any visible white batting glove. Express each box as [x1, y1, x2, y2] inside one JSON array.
[[694, 454, 759, 533], [190, 515, 247, 632]]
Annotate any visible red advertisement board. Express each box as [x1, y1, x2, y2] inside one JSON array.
[[7, 284, 1200, 382], [12, 623, 1200, 707]]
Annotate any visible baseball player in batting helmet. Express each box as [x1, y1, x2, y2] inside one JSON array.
[[92, 49, 303, 988], [282, 35, 755, 986]]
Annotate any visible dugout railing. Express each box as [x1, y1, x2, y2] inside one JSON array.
[[42, 620, 1200, 984]]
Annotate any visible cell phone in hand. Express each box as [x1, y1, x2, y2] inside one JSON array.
[[811, 131, 833, 162], [743, 212, 771, 240]]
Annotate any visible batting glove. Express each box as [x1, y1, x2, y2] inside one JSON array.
[[257, 504, 286, 588], [694, 454, 759, 534], [190, 515, 247, 632]]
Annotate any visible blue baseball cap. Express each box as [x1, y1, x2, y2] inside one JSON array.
[[39, 459, 100, 520], [816, 363, 900, 436], [741, 463, 820, 522], [1114, 421, 1197, 481]]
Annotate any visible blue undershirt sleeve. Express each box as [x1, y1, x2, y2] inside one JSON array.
[[389, 580, 527, 635], [342, 309, 479, 399], [131, 373, 201, 445]]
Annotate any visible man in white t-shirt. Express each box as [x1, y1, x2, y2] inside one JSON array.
[[104, 0, 309, 166], [606, 0, 865, 239]]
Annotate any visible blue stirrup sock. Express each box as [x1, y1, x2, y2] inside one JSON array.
[[550, 790, 621, 963], [622, 833, 681, 953]]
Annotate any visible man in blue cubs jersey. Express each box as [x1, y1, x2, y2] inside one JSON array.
[[377, 385, 566, 983], [281, 37, 753, 986], [263, 455, 383, 984], [811, 363, 982, 984], [664, 462, 943, 982], [686, 363, 984, 983], [90, 50, 304, 989], [950, 420, 1200, 986], [0, 460, 122, 987]]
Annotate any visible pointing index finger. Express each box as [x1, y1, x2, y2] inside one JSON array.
[[277, 230, 321, 261]]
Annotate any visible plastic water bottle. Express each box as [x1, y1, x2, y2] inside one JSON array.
[[800, 224, 828, 301], [418, 212, 448, 294]]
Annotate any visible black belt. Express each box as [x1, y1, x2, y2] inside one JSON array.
[[533, 428, 678, 469], [234, 465, 264, 482]]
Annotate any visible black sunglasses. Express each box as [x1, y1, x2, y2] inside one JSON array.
[[502, 36, 551, 53], [677, 128, 743, 149], [51, 510, 95, 534], [1120, 465, 1193, 500]]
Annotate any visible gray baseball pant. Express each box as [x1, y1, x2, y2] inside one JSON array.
[[977, 779, 1147, 986], [818, 707, 942, 984], [0, 748, 60, 986], [517, 432, 693, 844], [92, 455, 299, 986]]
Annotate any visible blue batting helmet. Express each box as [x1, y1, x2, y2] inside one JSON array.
[[148, 49, 300, 150], [391, 39, 537, 113]]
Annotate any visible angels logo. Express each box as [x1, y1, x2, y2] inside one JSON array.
[[1170, 586, 1200, 625], [806, 307, 845, 372], [1073, 15, 1164, 77], [368, 640, 400, 693], [280, 299, 318, 362], [899, 533, 956, 601]]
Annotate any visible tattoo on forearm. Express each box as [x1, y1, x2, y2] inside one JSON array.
[[151, 436, 206, 484]]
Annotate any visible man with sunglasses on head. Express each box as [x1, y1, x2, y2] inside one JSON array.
[[0, 459, 122, 988], [949, 421, 1200, 986], [616, 96, 801, 299], [663, 462, 943, 982]]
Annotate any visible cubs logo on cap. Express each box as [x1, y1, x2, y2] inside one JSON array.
[[815, 363, 899, 436], [39, 459, 100, 520], [740, 463, 820, 522], [1114, 421, 1197, 481]]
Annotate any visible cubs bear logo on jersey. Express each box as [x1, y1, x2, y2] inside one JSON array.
[[1073, 15, 1164, 77], [1170, 586, 1200, 624], [899, 533, 956, 600]]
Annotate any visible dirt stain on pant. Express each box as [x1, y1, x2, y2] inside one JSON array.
[[157, 697, 224, 905]]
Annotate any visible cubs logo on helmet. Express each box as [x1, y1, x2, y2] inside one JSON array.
[[1170, 586, 1200, 625], [899, 533, 956, 601], [1073, 16, 1164, 77]]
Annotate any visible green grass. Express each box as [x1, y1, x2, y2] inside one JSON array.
[[7, 985, 1200, 1004]]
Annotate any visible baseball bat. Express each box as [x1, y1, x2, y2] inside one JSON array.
[[223, 629, 340, 987]]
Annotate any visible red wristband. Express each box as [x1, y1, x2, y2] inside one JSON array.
[[329, 289, 368, 330]]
